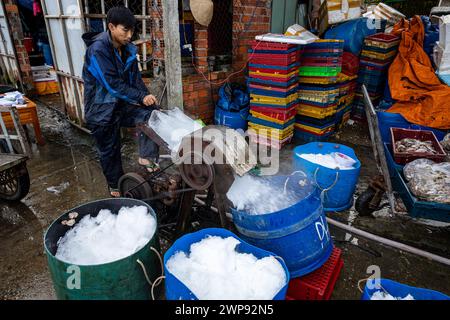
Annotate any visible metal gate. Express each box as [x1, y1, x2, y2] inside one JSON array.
[[42, 0, 153, 128], [0, 0, 22, 90]]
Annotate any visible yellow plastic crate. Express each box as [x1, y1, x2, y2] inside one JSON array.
[[298, 73, 357, 85], [361, 49, 397, 61], [294, 123, 335, 135], [296, 104, 336, 119], [248, 123, 294, 140], [249, 70, 298, 79], [34, 80, 59, 95], [251, 93, 298, 105]]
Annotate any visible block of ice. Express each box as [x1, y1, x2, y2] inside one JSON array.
[[371, 290, 415, 300], [55, 206, 156, 265], [298, 152, 356, 170], [227, 174, 308, 215], [166, 236, 286, 300], [147, 108, 203, 151]]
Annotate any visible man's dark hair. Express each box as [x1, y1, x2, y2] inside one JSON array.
[[106, 7, 136, 29]]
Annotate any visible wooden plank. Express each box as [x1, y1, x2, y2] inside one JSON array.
[[0, 154, 26, 171], [162, 0, 183, 109]]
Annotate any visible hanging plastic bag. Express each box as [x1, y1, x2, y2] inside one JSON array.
[[217, 83, 249, 112]]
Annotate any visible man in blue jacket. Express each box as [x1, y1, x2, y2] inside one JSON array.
[[82, 7, 159, 197]]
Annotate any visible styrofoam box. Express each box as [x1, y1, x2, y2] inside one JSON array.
[[439, 15, 450, 49]]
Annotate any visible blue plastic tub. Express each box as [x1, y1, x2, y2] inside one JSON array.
[[214, 106, 249, 130], [293, 143, 361, 212], [231, 176, 333, 278], [164, 228, 290, 300], [362, 278, 450, 300]]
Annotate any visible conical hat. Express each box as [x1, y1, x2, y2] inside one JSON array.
[[190, 0, 214, 27]]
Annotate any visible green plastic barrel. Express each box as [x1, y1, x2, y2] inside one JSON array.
[[44, 198, 162, 300]]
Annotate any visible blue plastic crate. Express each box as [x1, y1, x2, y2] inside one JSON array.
[[247, 76, 299, 88], [250, 100, 299, 110], [249, 86, 299, 98], [384, 143, 450, 222], [294, 129, 334, 142], [249, 62, 300, 71], [376, 111, 447, 144]]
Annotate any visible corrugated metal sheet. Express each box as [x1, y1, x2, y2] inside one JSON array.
[[0, 1, 21, 88], [42, 0, 85, 125]]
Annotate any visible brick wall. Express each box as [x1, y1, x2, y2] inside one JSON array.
[[147, 0, 271, 123], [182, 0, 272, 123], [3, 0, 33, 92]]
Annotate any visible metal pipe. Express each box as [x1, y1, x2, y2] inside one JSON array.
[[193, 197, 450, 266], [326, 217, 450, 266]]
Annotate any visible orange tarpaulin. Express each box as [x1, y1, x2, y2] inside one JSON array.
[[387, 16, 450, 129]]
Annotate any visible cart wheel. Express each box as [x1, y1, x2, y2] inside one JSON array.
[[355, 188, 377, 216], [0, 166, 30, 201], [118, 172, 153, 200]]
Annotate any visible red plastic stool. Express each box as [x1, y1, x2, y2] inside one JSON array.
[[286, 247, 344, 300]]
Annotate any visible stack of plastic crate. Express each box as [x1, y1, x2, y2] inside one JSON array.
[[295, 40, 347, 141], [247, 40, 301, 149], [352, 33, 400, 121]]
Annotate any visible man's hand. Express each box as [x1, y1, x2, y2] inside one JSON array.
[[142, 94, 157, 106]]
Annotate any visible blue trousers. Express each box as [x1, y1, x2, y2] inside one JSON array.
[[89, 104, 159, 189]]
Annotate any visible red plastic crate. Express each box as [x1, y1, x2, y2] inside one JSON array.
[[390, 128, 447, 165], [301, 56, 343, 67], [249, 51, 301, 66], [251, 107, 297, 122], [251, 40, 298, 51], [286, 247, 343, 300], [342, 52, 360, 76], [365, 33, 400, 45]]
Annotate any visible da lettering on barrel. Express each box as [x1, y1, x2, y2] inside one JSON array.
[[315, 216, 329, 249], [66, 265, 81, 290]]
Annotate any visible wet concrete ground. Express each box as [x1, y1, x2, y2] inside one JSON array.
[[0, 97, 449, 299]]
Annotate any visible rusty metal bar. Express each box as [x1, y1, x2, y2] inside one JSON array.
[[0, 53, 15, 58], [101, 0, 106, 30], [44, 15, 83, 19], [83, 13, 153, 19], [142, 0, 147, 71], [55, 70, 83, 82], [84, 0, 90, 32]]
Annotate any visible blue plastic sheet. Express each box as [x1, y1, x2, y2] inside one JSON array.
[[421, 16, 439, 66], [217, 83, 249, 112], [324, 18, 385, 56]]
